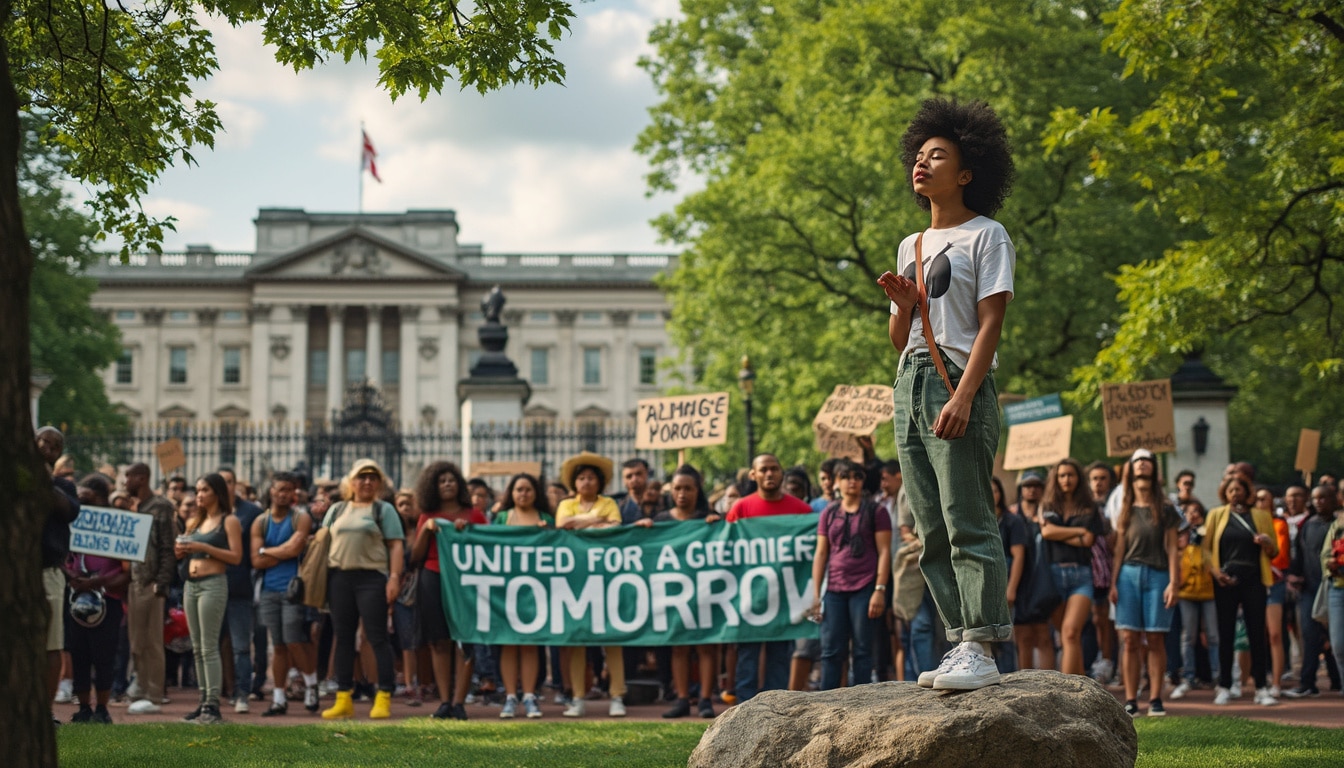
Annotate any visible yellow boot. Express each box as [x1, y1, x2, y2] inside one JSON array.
[[370, 690, 393, 719], [322, 690, 354, 720]]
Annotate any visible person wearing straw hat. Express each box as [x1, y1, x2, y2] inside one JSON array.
[[554, 451, 626, 717], [320, 459, 405, 721]]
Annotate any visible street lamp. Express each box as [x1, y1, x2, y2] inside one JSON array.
[[738, 356, 756, 467]]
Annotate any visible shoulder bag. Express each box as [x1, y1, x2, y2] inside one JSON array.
[[1013, 522, 1062, 624]]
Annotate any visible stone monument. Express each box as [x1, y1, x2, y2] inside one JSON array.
[[457, 286, 531, 470]]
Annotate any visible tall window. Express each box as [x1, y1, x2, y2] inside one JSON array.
[[530, 348, 550, 386], [222, 347, 242, 384], [382, 350, 400, 385], [638, 347, 658, 386], [115, 349, 133, 385], [168, 347, 188, 384], [309, 349, 328, 386], [583, 347, 601, 386], [346, 349, 366, 383]]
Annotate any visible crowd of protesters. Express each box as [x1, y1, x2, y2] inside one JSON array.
[[35, 423, 1344, 726]]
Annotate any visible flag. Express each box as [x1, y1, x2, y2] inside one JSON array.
[[361, 129, 381, 183]]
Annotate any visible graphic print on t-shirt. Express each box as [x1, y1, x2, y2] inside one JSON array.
[[902, 242, 952, 300]]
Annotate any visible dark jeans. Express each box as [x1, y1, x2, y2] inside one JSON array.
[[1297, 583, 1335, 690], [329, 569, 395, 692], [820, 584, 877, 690], [224, 597, 257, 699], [67, 597, 125, 694], [1214, 575, 1267, 689], [734, 640, 791, 701]]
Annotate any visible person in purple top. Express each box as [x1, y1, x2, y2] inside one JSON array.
[[810, 460, 893, 690]]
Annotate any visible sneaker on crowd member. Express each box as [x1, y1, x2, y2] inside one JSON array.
[[1123, 701, 1139, 717], [1253, 689, 1279, 707], [70, 706, 94, 723], [553, 691, 568, 705], [697, 698, 715, 718], [304, 687, 321, 712], [608, 697, 626, 717], [262, 702, 287, 717], [1169, 681, 1191, 700], [127, 699, 162, 715], [55, 679, 74, 704], [1229, 681, 1242, 698], [450, 703, 468, 720], [1147, 699, 1166, 717], [234, 697, 250, 714], [195, 705, 223, 725], [500, 696, 518, 719], [562, 699, 585, 718], [663, 698, 691, 719], [1213, 687, 1232, 706], [523, 694, 543, 719], [1282, 686, 1320, 698], [1268, 684, 1282, 698], [931, 642, 1000, 691], [431, 702, 453, 720], [1090, 658, 1114, 685]]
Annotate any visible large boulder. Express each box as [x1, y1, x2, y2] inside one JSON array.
[[688, 669, 1137, 768]]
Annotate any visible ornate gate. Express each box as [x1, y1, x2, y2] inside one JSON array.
[[309, 382, 405, 485]]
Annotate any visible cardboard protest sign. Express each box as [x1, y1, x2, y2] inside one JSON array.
[[1101, 379, 1176, 457], [812, 385, 894, 435], [814, 423, 864, 461], [1295, 429, 1322, 474], [155, 438, 186, 475], [69, 505, 152, 562], [469, 461, 543, 478], [636, 392, 730, 450], [1003, 415, 1074, 470]]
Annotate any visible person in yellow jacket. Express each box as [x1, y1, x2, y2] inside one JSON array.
[[1171, 516, 1216, 700], [1203, 473, 1279, 707]]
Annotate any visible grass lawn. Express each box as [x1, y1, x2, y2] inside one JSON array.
[[56, 717, 1344, 768]]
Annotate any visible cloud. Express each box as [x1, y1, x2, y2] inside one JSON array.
[[141, 198, 214, 238]]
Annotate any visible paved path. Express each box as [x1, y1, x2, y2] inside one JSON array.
[[56, 682, 1344, 728]]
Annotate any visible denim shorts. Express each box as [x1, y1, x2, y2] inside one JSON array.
[[1050, 563, 1095, 601], [1267, 580, 1287, 606], [1115, 562, 1174, 633], [257, 590, 308, 645]]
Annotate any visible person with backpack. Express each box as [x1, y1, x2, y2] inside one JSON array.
[[811, 460, 893, 690], [250, 472, 318, 715], [320, 459, 405, 720]]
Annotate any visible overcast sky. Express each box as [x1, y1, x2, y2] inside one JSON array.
[[137, 0, 682, 255]]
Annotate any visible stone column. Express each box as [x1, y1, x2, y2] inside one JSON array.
[[249, 304, 271, 421], [199, 308, 218, 418], [143, 309, 164, 419], [288, 305, 310, 423], [610, 310, 631, 417], [399, 306, 420, 426], [556, 310, 576, 420], [367, 305, 382, 388], [438, 305, 460, 428], [327, 304, 345, 417]]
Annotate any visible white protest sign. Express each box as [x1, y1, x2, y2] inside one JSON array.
[[636, 392, 731, 450], [69, 505, 152, 562]]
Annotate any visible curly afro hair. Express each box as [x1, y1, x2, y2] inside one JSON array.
[[900, 98, 1015, 217]]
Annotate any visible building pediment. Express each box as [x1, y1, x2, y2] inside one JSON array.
[[158, 403, 197, 421], [213, 404, 250, 421], [245, 228, 466, 283]]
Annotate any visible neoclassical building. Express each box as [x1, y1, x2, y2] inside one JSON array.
[[89, 208, 679, 428]]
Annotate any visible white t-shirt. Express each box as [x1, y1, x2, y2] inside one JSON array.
[[889, 216, 1015, 370]]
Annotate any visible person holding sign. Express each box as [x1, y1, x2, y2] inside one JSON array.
[[811, 460, 893, 691], [175, 473, 244, 725], [65, 475, 129, 724], [875, 98, 1017, 691], [554, 452, 627, 718], [492, 473, 555, 719]]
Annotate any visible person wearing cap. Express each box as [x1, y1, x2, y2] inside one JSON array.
[[1010, 471, 1044, 519], [319, 459, 405, 721], [553, 452, 626, 717], [1109, 448, 1183, 717]]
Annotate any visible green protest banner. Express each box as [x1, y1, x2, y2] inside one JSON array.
[[435, 515, 821, 646]]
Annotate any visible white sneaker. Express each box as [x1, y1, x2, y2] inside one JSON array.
[[1091, 658, 1115, 685], [1169, 681, 1191, 700], [1229, 682, 1242, 699], [55, 679, 74, 704], [1254, 689, 1279, 707], [918, 644, 976, 688], [562, 699, 585, 718], [320, 679, 339, 695], [234, 698, 250, 714], [1269, 685, 1282, 698], [609, 697, 626, 717], [127, 699, 162, 715], [1213, 686, 1231, 706], [553, 691, 567, 705], [933, 647, 1001, 691]]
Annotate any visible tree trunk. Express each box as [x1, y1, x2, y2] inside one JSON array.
[[0, 1, 59, 763]]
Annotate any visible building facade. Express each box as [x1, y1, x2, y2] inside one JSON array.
[[89, 208, 679, 428]]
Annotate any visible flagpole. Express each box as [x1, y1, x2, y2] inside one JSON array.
[[358, 121, 365, 214]]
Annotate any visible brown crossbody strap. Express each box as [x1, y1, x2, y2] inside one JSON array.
[[914, 233, 956, 396]]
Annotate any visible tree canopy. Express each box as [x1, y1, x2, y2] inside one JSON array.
[[638, 0, 1177, 479]]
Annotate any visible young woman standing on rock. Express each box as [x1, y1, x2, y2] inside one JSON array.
[[877, 97, 1017, 691]]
